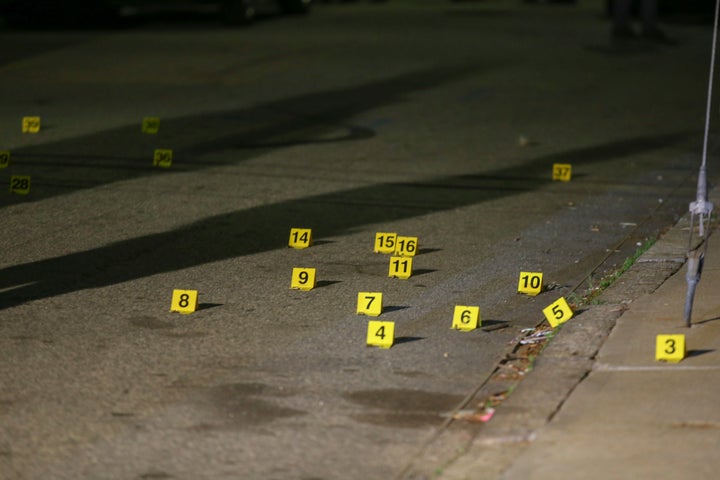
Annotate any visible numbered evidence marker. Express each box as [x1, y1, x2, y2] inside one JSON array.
[[170, 289, 198, 314], [395, 236, 418, 257], [518, 272, 543, 296], [542, 297, 574, 328], [288, 228, 312, 249], [22, 116, 41, 133], [153, 148, 173, 168], [367, 320, 395, 349], [9, 175, 31, 195], [388, 256, 412, 279], [357, 292, 383, 317], [0, 151, 9, 169], [374, 232, 397, 254], [655, 334, 686, 363], [290, 267, 316, 291], [552, 163, 572, 182], [142, 117, 160, 134], [452, 305, 481, 332]]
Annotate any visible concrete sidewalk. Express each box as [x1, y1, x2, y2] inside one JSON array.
[[439, 188, 720, 479]]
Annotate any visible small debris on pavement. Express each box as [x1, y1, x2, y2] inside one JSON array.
[[453, 407, 496, 423], [544, 282, 563, 291], [520, 328, 554, 345], [488, 390, 509, 405]]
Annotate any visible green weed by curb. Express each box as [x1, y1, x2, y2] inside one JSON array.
[[581, 236, 657, 305]]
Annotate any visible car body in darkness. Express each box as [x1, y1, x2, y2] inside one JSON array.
[[0, 0, 311, 27], [604, 0, 715, 21], [114, 0, 312, 23]]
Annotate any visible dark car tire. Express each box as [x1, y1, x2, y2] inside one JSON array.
[[221, 0, 256, 25], [279, 0, 311, 14], [1, 0, 119, 27]]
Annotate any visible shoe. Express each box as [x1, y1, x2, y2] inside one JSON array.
[[611, 25, 638, 42], [642, 28, 677, 45]]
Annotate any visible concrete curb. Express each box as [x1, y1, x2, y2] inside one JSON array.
[[435, 187, 719, 479]]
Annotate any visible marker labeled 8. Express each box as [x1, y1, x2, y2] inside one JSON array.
[[170, 289, 198, 314]]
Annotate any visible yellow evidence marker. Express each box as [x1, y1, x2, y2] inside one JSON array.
[[452, 305, 481, 332], [552, 163, 572, 182], [388, 256, 412, 279], [290, 267, 316, 291], [367, 320, 395, 349], [374, 232, 397, 254], [395, 236, 418, 257], [518, 272, 543, 296], [543, 297, 573, 328], [153, 149, 173, 168], [9, 175, 31, 195], [0, 151, 9, 169], [288, 228, 312, 249], [170, 289, 198, 314], [656, 334, 686, 363], [357, 292, 383, 317], [142, 117, 160, 134], [22, 116, 41, 133]]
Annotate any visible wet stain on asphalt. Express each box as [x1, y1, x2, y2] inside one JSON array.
[[0, 399, 13, 415], [8, 335, 53, 345], [192, 382, 304, 430], [138, 471, 174, 480], [345, 389, 464, 410], [393, 370, 429, 379], [352, 412, 443, 429], [129, 316, 174, 330], [344, 388, 464, 428], [159, 331, 209, 339]]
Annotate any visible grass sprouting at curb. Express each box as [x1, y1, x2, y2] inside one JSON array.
[[571, 236, 658, 307]]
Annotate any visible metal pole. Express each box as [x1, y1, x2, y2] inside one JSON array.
[[684, 0, 719, 327]]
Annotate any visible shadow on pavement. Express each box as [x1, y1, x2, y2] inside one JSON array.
[[0, 63, 696, 311], [2, 64, 482, 205], [0, 130, 692, 311]]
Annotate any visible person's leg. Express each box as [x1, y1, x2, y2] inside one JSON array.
[[639, 0, 674, 43], [612, 0, 635, 37], [639, 0, 659, 33]]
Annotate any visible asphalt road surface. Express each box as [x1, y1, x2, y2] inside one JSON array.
[[0, 1, 716, 479]]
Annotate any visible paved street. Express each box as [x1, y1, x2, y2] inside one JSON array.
[[0, 1, 716, 478]]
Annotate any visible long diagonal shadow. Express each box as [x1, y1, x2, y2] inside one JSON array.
[[0, 130, 692, 311], [2, 63, 485, 205]]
